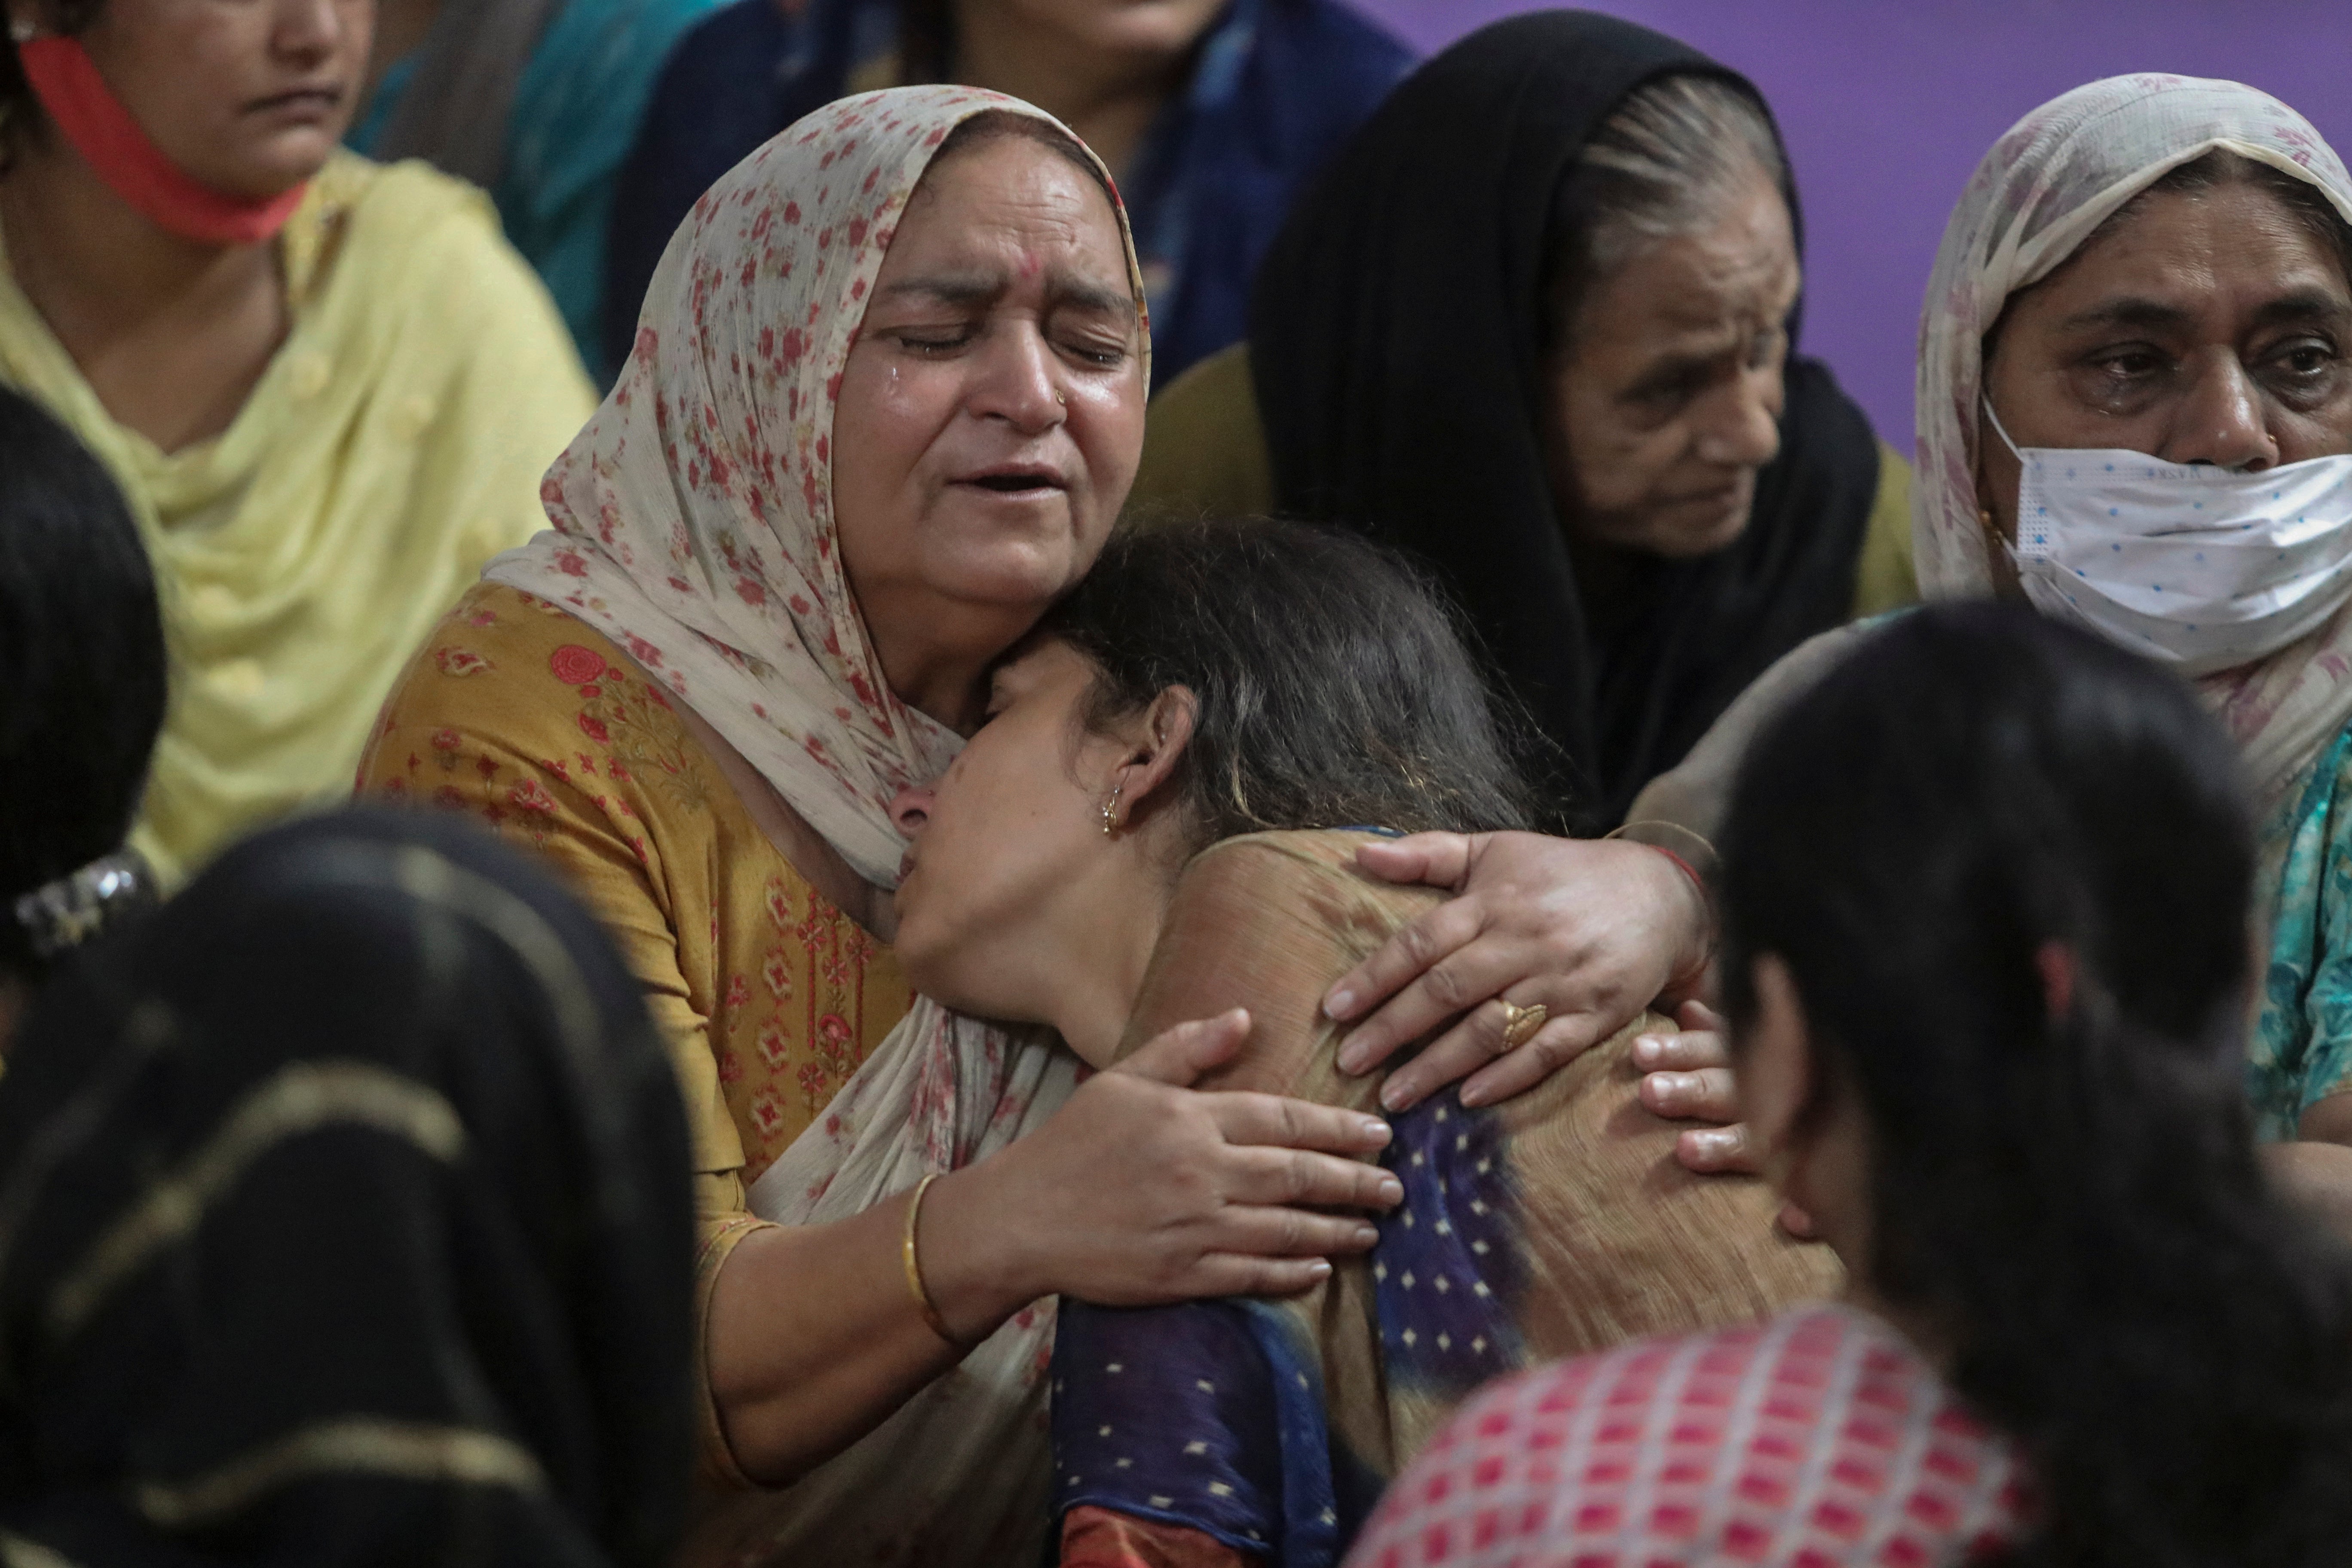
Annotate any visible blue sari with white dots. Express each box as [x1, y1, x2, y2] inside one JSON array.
[[1045, 830, 1838, 1566], [1054, 1089, 1527, 1563]]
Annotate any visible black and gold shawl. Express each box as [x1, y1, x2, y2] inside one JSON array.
[[0, 810, 694, 1567]]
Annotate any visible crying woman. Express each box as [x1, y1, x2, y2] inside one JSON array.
[[876, 517, 1836, 1568]]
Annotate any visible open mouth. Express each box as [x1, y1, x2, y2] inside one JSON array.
[[960, 466, 1067, 496]]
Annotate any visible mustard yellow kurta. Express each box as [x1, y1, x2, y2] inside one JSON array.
[[0, 153, 596, 882], [358, 581, 914, 1475], [1131, 339, 1919, 618]]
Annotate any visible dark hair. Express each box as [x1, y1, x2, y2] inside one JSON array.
[[0, 0, 104, 160], [2130, 148, 2352, 288], [926, 107, 1118, 214], [0, 386, 168, 974], [1545, 71, 1788, 347], [1042, 517, 1538, 846], [1718, 601, 2352, 1568], [1986, 148, 2352, 367]]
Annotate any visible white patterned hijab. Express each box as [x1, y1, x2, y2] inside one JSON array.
[[489, 84, 1147, 885], [1915, 74, 2352, 808], [492, 87, 1147, 1565]]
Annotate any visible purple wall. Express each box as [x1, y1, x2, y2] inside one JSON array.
[[1344, 0, 2352, 450]]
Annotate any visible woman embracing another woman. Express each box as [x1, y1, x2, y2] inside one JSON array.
[[364, 85, 1721, 1565]]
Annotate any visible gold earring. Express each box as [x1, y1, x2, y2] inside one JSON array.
[[1100, 779, 1124, 837]]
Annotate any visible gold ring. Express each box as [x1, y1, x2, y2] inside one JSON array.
[[1498, 999, 1549, 1052]]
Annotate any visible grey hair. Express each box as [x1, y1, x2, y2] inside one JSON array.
[[1546, 74, 1788, 342]]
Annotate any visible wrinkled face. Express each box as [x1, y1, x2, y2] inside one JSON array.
[[46, 0, 372, 196], [1544, 168, 1798, 559], [888, 638, 1135, 1021], [832, 134, 1146, 659], [1977, 179, 2352, 577], [978, 0, 1227, 61]]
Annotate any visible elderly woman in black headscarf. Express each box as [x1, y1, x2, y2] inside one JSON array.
[[1134, 9, 1908, 827], [0, 808, 696, 1567]]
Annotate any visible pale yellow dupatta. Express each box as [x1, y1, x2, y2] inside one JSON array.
[[0, 150, 593, 882]]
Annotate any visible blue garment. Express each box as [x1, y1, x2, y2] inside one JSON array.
[[2253, 720, 2352, 1137], [600, 0, 1413, 385], [345, 54, 420, 151], [1051, 1090, 1524, 1567], [349, 0, 729, 380]]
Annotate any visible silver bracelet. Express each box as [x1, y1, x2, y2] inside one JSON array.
[[13, 849, 157, 961]]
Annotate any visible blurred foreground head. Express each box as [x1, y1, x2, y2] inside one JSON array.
[[1721, 601, 2352, 1568]]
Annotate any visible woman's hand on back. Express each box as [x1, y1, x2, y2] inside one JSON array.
[[1633, 1001, 1814, 1237], [1633, 1001, 1753, 1170], [1323, 831, 1712, 1111], [923, 1010, 1402, 1336]]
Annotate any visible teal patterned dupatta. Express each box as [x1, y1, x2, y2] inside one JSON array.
[[2254, 721, 2352, 1139]]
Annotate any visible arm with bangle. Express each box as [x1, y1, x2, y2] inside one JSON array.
[[1605, 818, 1720, 999], [703, 1012, 1403, 1487]]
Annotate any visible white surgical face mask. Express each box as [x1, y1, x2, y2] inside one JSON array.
[[1987, 399, 2352, 676]]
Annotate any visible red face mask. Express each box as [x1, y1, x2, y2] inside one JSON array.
[[17, 35, 306, 245]]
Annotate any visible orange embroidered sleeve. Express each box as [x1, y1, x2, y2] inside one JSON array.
[[358, 581, 915, 1486], [361, 585, 740, 1174]]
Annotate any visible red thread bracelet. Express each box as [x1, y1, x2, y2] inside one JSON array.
[[1638, 843, 1715, 993], [1645, 844, 1704, 895]]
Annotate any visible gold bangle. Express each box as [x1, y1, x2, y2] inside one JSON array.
[[1605, 819, 1722, 883], [901, 1171, 957, 1345], [1605, 820, 1719, 989]]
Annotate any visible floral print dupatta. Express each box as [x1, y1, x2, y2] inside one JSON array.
[[1911, 74, 2352, 812], [486, 85, 1148, 1566]]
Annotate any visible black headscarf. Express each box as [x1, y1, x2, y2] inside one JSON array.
[[0, 809, 694, 1567], [1249, 9, 1881, 828]]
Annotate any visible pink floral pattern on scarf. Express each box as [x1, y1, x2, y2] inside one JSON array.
[[487, 87, 1149, 1566], [1913, 74, 2352, 807], [488, 84, 1146, 885]]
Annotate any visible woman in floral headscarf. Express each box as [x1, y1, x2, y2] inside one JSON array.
[[361, 84, 1705, 1566], [357, 88, 1401, 1563], [1631, 76, 2352, 1216]]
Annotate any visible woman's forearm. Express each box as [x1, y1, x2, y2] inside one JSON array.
[[704, 1163, 1033, 1485], [702, 1021, 1398, 1486]]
